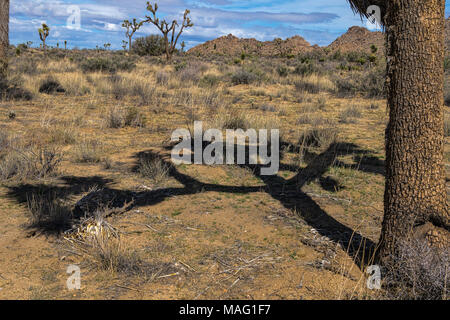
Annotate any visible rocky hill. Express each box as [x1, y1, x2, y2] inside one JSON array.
[[326, 26, 384, 54], [187, 34, 315, 57], [189, 21, 450, 58]]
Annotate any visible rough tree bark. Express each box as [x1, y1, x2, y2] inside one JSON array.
[[0, 0, 9, 80], [378, 0, 449, 262], [347, 0, 448, 264]]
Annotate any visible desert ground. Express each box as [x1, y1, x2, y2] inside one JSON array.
[[0, 42, 448, 299]]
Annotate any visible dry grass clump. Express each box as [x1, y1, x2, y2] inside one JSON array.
[[138, 153, 171, 184], [156, 70, 170, 86], [26, 191, 73, 234], [382, 238, 449, 300], [104, 106, 146, 129], [340, 105, 363, 124], [297, 113, 334, 126], [48, 126, 77, 145], [297, 127, 339, 150], [66, 215, 169, 278], [0, 143, 63, 181], [294, 74, 336, 94], [73, 138, 103, 163]]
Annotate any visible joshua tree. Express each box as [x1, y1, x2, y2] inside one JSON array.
[[347, 0, 448, 264], [122, 18, 144, 52], [64, 40, 67, 50], [38, 23, 50, 52], [0, 0, 9, 81], [103, 43, 111, 50], [180, 41, 186, 54], [122, 40, 128, 52], [145, 2, 193, 62]]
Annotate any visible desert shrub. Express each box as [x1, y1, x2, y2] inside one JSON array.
[[156, 71, 169, 86], [132, 35, 165, 56], [231, 69, 257, 85], [339, 105, 362, 124], [382, 238, 449, 300], [334, 67, 385, 98], [297, 127, 338, 149], [198, 90, 223, 110], [104, 106, 146, 128], [445, 114, 450, 137], [0, 77, 33, 101], [80, 56, 135, 73], [131, 83, 156, 106], [0, 146, 62, 181], [174, 61, 187, 72], [276, 65, 289, 77], [294, 62, 320, 76], [48, 127, 77, 145], [124, 106, 146, 128], [294, 75, 335, 94], [444, 80, 450, 106], [39, 77, 66, 94], [73, 139, 103, 163], [199, 74, 221, 88], [177, 63, 206, 83], [27, 192, 72, 234], [260, 104, 277, 112], [111, 81, 127, 100], [12, 57, 39, 75], [220, 112, 250, 130], [105, 106, 125, 128], [346, 51, 368, 63], [138, 153, 170, 184]]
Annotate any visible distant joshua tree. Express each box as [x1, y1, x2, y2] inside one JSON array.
[[104, 43, 111, 50], [122, 40, 128, 52], [145, 2, 193, 62], [0, 0, 9, 80], [122, 18, 144, 52], [38, 23, 50, 53], [180, 41, 186, 54], [64, 40, 67, 50], [347, 0, 448, 263]]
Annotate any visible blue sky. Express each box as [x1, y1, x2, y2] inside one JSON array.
[[10, 0, 450, 50]]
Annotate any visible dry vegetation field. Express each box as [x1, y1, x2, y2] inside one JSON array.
[[0, 47, 448, 299]]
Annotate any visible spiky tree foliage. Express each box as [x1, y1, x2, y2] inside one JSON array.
[[347, 0, 448, 264], [145, 2, 193, 62], [122, 18, 144, 52], [0, 0, 9, 81], [38, 23, 50, 52]]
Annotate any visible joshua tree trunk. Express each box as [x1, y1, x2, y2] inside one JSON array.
[[129, 35, 132, 52], [0, 0, 9, 80], [378, 0, 449, 262]]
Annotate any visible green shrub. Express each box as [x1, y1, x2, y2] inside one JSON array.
[[132, 35, 166, 56], [231, 69, 257, 85], [80, 57, 135, 73]]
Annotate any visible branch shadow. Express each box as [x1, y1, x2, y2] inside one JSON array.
[[5, 140, 385, 266]]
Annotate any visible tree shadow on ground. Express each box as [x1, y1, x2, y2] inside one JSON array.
[[5, 140, 385, 265]]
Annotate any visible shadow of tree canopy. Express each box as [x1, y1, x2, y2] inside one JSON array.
[[5, 140, 385, 266]]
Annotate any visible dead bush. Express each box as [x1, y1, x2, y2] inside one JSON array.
[[0, 146, 62, 181], [382, 238, 449, 300], [138, 153, 170, 184]]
